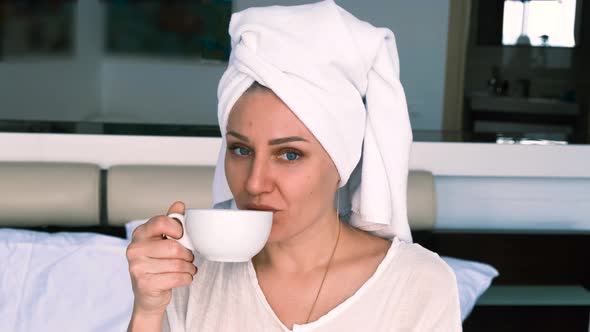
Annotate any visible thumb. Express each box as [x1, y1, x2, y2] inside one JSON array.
[[167, 201, 186, 216]]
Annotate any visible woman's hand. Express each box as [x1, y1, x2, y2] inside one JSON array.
[[126, 201, 197, 317]]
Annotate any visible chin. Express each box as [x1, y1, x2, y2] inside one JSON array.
[[265, 223, 284, 244], [264, 215, 292, 244]]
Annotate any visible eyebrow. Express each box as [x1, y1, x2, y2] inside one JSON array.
[[227, 131, 250, 142], [269, 136, 309, 145], [227, 131, 308, 145]]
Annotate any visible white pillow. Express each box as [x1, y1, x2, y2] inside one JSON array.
[[441, 255, 499, 321], [0, 229, 134, 332]]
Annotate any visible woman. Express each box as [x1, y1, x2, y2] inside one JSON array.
[[126, 1, 461, 331]]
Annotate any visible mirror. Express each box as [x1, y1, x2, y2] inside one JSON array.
[[463, 0, 590, 144], [477, 0, 584, 48]]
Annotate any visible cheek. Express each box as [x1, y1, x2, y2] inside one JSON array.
[[224, 153, 247, 193], [297, 160, 339, 210], [280, 167, 327, 209]]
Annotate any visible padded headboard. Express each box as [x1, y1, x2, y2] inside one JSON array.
[[0, 162, 436, 230], [107, 165, 216, 225], [0, 162, 100, 226], [406, 170, 436, 230], [106, 165, 436, 229]]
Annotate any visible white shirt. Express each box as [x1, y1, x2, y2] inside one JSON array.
[[163, 237, 462, 332]]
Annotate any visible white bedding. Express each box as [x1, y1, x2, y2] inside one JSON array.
[[0, 227, 497, 331], [0, 229, 134, 332]]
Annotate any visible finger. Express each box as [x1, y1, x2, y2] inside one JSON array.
[[165, 201, 187, 239], [136, 258, 198, 275], [146, 272, 194, 291], [130, 237, 194, 262], [140, 215, 184, 240], [167, 201, 185, 216]]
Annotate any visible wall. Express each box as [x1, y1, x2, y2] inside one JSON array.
[[1, 0, 450, 130], [102, 0, 450, 129], [342, 0, 450, 130], [99, 58, 223, 125], [0, 1, 102, 122]]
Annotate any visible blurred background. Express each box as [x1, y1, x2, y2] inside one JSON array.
[[0, 1, 589, 331], [1, 0, 587, 144]]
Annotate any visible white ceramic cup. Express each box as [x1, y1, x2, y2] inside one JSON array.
[[167, 209, 273, 262]]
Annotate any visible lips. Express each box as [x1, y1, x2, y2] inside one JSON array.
[[244, 203, 278, 212]]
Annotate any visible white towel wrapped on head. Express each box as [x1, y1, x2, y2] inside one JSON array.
[[212, 0, 413, 243]]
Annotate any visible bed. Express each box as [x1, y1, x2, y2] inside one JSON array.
[[1, 162, 588, 331]]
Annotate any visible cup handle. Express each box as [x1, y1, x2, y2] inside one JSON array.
[[166, 213, 195, 251]]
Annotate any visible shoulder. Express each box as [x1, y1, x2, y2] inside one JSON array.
[[342, 228, 456, 289], [390, 239, 458, 292], [340, 225, 392, 263], [386, 240, 463, 330]]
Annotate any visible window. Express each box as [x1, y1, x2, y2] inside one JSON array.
[[502, 0, 578, 47]]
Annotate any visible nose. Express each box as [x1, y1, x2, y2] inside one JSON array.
[[245, 155, 273, 196]]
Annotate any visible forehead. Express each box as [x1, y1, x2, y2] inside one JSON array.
[[226, 90, 314, 140]]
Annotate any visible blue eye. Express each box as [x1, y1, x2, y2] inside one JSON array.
[[232, 147, 251, 156], [280, 151, 300, 161]]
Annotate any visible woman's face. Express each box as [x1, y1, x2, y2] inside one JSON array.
[[224, 89, 340, 243]]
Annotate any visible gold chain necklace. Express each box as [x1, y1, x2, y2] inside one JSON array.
[[305, 220, 342, 324]]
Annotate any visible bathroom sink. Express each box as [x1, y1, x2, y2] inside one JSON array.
[[469, 95, 579, 115]]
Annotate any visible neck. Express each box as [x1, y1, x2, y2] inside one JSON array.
[[253, 211, 341, 273]]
